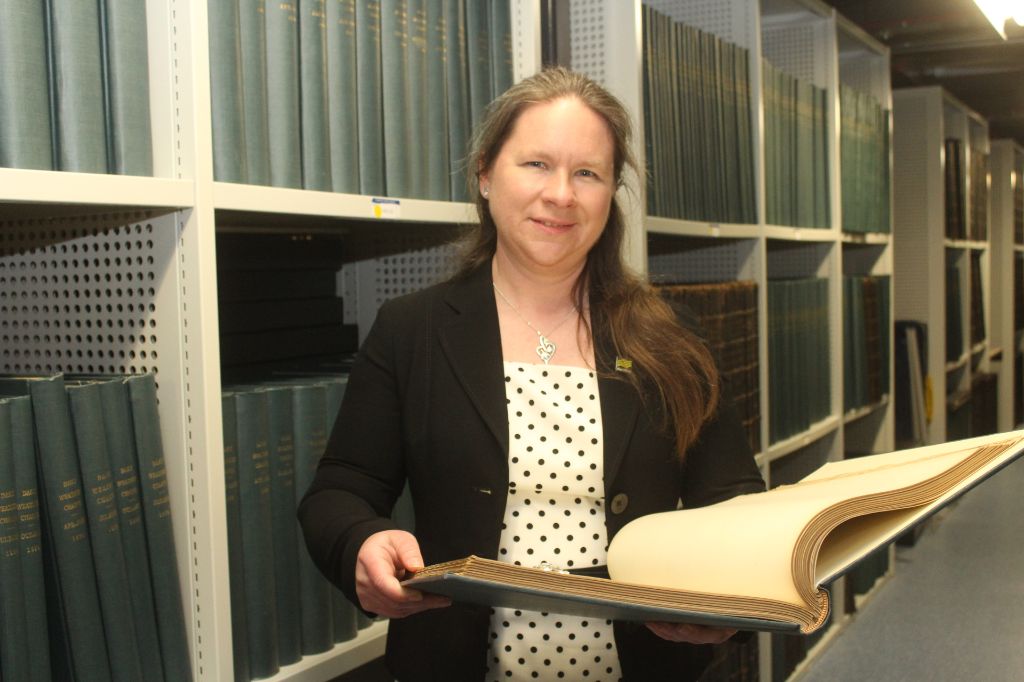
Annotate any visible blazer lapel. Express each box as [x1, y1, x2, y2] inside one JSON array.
[[595, 324, 642, 488], [437, 266, 510, 459]]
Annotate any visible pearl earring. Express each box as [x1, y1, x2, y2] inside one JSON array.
[[482, 187, 490, 198]]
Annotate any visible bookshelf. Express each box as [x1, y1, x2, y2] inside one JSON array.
[[0, 0, 901, 680], [568, 1, 894, 680], [893, 86, 994, 447]]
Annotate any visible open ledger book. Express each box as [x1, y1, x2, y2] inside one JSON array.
[[403, 431, 1024, 634]]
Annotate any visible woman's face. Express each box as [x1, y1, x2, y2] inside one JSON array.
[[480, 97, 616, 279]]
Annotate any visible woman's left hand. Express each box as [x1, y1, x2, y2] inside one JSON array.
[[644, 622, 737, 645]]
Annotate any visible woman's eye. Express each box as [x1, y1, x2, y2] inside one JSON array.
[[525, 161, 545, 169], [578, 169, 599, 179]]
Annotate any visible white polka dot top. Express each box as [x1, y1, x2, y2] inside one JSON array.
[[487, 362, 621, 681]]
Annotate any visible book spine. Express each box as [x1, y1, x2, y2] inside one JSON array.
[[239, 0, 272, 185], [299, 0, 333, 190], [0, 0, 54, 170], [0, 400, 31, 682], [126, 374, 194, 682], [381, 0, 410, 197], [464, 0, 490, 131], [99, 0, 153, 175], [489, 0, 512, 99], [233, 388, 281, 678], [443, 0, 469, 201], [207, 0, 247, 183], [292, 383, 335, 653], [46, 0, 108, 172], [8, 396, 52, 682], [68, 382, 146, 681], [405, 0, 428, 199], [28, 375, 112, 680], [356, 0, 385, 195], [424, 0, 449, 201], [327, 0, 361, 193], [321, 378, 362, 636], [221, 393, 252, 682], [97, 379, 166, 680], [265, 387, 304, 663], [266, 0, 303, 188]]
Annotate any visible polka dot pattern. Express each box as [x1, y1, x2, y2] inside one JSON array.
[[487, 363, 620, 681]]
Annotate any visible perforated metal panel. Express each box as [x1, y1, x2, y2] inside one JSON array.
[[762, 21, 828, 87], [644, 0, 754, 48], [569, 0, 608, 83], [0, 215, 175, 378], [341, 241, 458, 341]]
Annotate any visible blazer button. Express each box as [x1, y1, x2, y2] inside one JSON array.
[[610, 493, 629, 515]]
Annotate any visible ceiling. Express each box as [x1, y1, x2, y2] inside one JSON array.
[[822, 0, 1024, 146]]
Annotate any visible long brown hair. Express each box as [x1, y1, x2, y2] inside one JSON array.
[[456, 67, 719, 458]]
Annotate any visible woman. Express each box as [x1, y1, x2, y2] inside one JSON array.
[[298, 67, 764, 681]]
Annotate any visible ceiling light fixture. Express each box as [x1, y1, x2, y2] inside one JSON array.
[[972, 0, 1024, 39]]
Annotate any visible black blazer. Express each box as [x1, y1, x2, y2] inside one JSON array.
[[298, 263, 765, 681]]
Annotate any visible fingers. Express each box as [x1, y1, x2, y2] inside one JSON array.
[[355, 530, 452, 619], [645, 621, 738, 645]]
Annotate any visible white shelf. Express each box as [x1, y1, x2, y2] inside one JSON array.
[[760, 414, 841, 465], [0, 167, 194, 214], [273, 622, 388, 682], [645, 215, 761, 240], [843, 394, 890, 425]]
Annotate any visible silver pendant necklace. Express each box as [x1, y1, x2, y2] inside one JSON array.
[[493, 283, 577, 364]]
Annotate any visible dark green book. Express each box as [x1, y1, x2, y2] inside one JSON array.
[[443, 0, 469, 201], [381, 0, 411, 197], [239, 0, 271, 185], [232, 388, 280, 678], [299, 0, 332, 191], [319, 377, 362, 637], [405, 0, 427, 199], [99, 0, 153, 175], [126, 374, 193, 682], [0, 399, 30, 682], [327, 0, 360, 193], [8, 396, 52, 682], [0, 0, 53, 170], [207, 0, 247, 182], [266, 0, 302, 188], [47, 0, 108, 172], [464, 0, 490, 131], [68, 381, 145, 681], [221, 393, 251, 682], [265, 386, 303, 664], [356, 0, 385, 195], [27, 375, 112, 680], [292, 383, 335, 653], [488, 0, 511, 98], [424, 0, 449, 201], [97, 379, 165, 680]]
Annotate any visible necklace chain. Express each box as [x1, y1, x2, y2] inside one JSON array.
[[493, 283, 577, 364]]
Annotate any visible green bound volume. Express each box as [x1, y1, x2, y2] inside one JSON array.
[[47, 0, 108, 172], [9, 396, 52, 682], [232, 388, 281, 678], [27, 375, 112, 680], [221, 393, 251, 682], [405, 0, 428, 199], [327, 0, 360, 193], [464, 0, 490, 131], [489, 0, 512, 98], [443, 0, 469, 201], [208, 0, 246, 183], [99, 0, 153, 175], [265, 386, 303, 663], [239, 0, 271, 185], [68, 382, 145, 681], [320, 377, 361, 637], [126, 374, 193, 682], [266, 0, 302, 188], [424, 0, 449, 201], [0, 400, 30, 682], [0, 1, 53, 170], [381, 0, 411, 197], [299, 0, 333, 190], [356, 0, 385, 195], [98, 379, 165, 680], [292, 383, 335, 653]]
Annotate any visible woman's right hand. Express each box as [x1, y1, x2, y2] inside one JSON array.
[[354, 529, 452, 618]]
